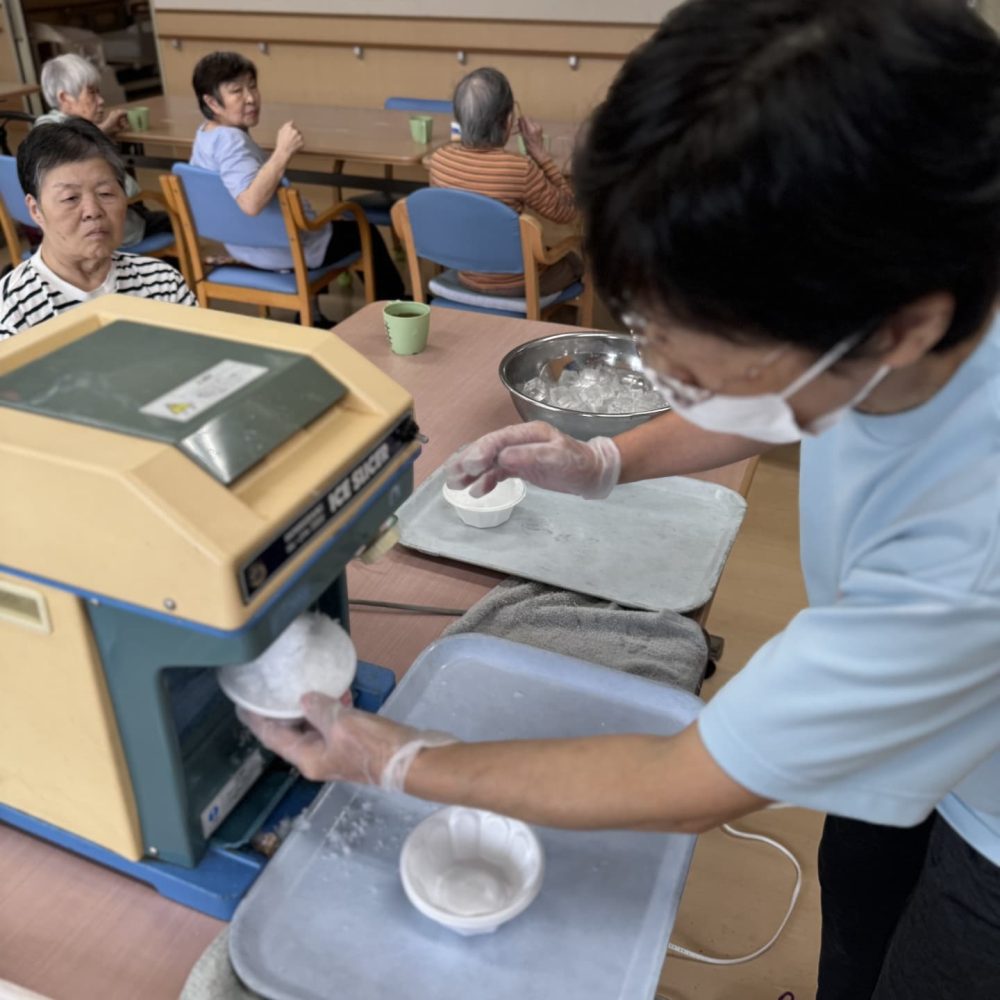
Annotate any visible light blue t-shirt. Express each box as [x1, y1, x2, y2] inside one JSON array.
[[189, 124, 330, 270], [699, 313, 1000, 864]]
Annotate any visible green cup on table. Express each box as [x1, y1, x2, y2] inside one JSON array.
[[409, 114, 434, 144], [383, 301, 431, 355], [516, 133, 551, 156], [126, 106, 150, 131]]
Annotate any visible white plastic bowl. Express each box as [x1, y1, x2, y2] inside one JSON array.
[[399, 806, 545, 936], [218, 613, 357, 720], [441, 478, 526, 529]]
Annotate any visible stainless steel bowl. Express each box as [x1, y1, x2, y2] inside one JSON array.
[[499, 331, 670, 440]]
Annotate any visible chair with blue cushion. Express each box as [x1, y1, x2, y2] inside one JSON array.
[[162, 164, 374, 326], [0, 155, 176, 265], [337, 97, 453, 245], [0, 155, 37, 266], [383, 98, 453, 114], [123, 191, 179, 258], [390, 188, 593, 324]]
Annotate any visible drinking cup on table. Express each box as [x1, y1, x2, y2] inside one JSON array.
[[126, 106, 150, 131], [409, 114, 434, 143], [383, 301, 431, 355]]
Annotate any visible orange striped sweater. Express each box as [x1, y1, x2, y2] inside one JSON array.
[[428, 144, 578, 293]]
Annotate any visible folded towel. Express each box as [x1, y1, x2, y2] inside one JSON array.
[[180, 928, 257, 1000], [444, 577, 708, 694]]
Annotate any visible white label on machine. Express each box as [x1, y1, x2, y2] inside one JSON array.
[[200, 748, 266, 839], [140, 360, 268, 423]]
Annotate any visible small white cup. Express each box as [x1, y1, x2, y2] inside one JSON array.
[[400, 806, 544, 936], [441, 478, 526, 528]]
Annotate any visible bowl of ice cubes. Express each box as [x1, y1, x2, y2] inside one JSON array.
[[499, 331, 670, 440]]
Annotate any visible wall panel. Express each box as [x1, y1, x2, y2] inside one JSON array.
[[153, 11, 656, 120]]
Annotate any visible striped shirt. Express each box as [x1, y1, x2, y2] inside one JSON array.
[[428, 144, 578, 292], [0, 252, 196, 340]]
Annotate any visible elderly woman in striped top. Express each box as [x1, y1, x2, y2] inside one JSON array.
[[0, 119, 194, 340], [428, 67, 582, 298]]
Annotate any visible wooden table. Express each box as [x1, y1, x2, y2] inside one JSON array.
[[0, 304, 752, 1000], [0, 83, 40, 156], [343, 303, 751, 671], [0, 82, 39, 102], [117, 95, 452, 195], [118, 95, 452, 166], [118, 95, 582, 192]]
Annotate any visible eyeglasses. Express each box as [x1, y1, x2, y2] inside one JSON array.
[[622, 308, 787, 406]]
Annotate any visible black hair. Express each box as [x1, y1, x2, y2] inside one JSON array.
[[574, 0, 1000, 353], [17, 117, 126, 200], [453, 67, 514, 148], [192, 51, 258, 120]]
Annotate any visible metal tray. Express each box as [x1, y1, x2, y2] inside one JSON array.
[[229, 634, 702, 1000], [398, 465, 747, 612]]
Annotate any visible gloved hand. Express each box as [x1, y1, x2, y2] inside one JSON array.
[[445, 421, 621, 499], [238, 693, 455, 792]]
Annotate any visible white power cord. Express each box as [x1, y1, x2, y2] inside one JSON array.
[[666, 821, 803, 966]]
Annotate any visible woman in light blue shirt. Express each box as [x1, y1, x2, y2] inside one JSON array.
[[189, 52, 404, 316], [241, 2, 1000, 996]]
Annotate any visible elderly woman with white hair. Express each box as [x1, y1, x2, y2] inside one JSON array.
[[37, 53, 127, 136], [34, 53, 171, 247]]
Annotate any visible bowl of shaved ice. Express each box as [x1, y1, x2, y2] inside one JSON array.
[[499, 331, 670, 440]]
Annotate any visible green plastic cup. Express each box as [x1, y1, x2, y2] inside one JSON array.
[[126, 106, 150, 131], [409, 114, 433, 144], [516, 133, 550, 156], [383, 301, 431, 355]]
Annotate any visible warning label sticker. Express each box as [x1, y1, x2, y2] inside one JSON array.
[[140, 359, 268, 423]]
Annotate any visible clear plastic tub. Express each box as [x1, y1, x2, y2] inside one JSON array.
[[229, 635, 702, 1000]]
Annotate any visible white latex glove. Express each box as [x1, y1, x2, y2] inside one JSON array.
[[239, 693, 455, 792], [445, 421, 621, 499]]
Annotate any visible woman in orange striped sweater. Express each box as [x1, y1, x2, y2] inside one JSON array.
[[428, 67, 582, 297]]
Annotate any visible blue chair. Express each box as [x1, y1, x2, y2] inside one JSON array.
[[391, 188, 592, 323], [384, 97, 452, 114], [163, 164, 374, 325], [0, 155, 176, 264], [0, 156, 37, 264], [342, 97, 453, 238]]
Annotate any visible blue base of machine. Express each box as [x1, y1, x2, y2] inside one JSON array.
[[0, 659, 397, 921]]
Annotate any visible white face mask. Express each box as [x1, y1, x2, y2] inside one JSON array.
[[643, 335, 890, 444]]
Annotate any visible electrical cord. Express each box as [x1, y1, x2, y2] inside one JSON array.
[[666, 823, 802, 966], [349, 598, 467, 616]]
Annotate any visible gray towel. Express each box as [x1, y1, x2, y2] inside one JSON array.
[[180, 927, 257, 1000], [180, 579, 708, 999], [444, 577, 708, 694]]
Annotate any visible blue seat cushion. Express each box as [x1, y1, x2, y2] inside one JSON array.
[[428, 297, 534, 318], [206, 253, 360, 293], [352, 192, 397, 228], [120, 232, 175, 256], [428, 268, 581, 314]]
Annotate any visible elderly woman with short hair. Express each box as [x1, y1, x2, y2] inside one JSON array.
[[35, 53, 171, 248], [428, 66, 581, 297], [37, 53, 127, 136], [188, 51, 404, 319], [0, 119, 195, 339]]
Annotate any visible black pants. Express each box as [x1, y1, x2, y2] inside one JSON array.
[[818, 814, 1000, 999], [323, 218, 404, 301]]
